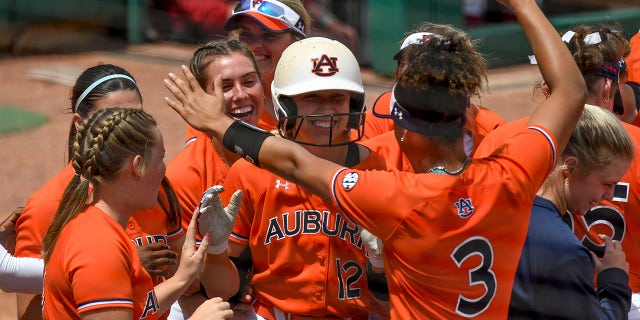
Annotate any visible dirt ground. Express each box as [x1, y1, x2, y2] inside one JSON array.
[[0, 39, 541, 318]]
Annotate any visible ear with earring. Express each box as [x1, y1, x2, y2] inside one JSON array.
[[560, 164, 574, 185]]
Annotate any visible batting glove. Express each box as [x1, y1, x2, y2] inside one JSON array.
[[360, 227, 384, 269], [197, 185, 242, 254]]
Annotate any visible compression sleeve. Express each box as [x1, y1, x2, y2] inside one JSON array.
[[0, 243, 44, 293]]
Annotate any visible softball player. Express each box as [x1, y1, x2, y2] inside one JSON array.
[[164, 40, 268, 318], [363, 26, 505, 149], [14, 64, 184, 320], [224, 0, 311, 128], [211, 37, 387, 319], [164, 0, 587, 317], [41, 108, 223, 319]]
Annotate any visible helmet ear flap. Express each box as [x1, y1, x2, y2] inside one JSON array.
[[347, 94, 366, 129], [277, 96, 298, 131]]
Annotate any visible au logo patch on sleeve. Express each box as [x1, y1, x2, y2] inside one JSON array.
[[341, 172, 359, 190]]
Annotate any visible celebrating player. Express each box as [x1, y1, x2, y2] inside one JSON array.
[[164, 39, 264, 317], [163, 0, 587, 318], [362, 23, 505, 153], [14, 64, 185, 320], [224, 0, 311, 128], [202, 37, 388, 319], [41, 107, 231, 320]]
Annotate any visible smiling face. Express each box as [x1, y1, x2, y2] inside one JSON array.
[[288, 89, 351, 145], [236, 17, 297, 90], [568, 156, 631, 215], [202, 52, 264, 125]]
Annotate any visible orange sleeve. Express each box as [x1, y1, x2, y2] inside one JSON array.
[[166, 131, 229, 233], [15, 164, 74, 258]]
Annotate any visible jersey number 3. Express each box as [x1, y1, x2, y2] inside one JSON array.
[[451, 236, 496, 318]]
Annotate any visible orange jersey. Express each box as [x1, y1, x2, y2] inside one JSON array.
[[43, 206, 160, 319], [330, 127, 557, 319], [361, 131, 412, 172], [222, 150, 388, 319], [475, 115, 640, 293], [175, 120, 277, 232], [363, 92, 394, 139], [167, 130, 230, 233], [15, 163, 184, 290], [15, 163, 75, 259]]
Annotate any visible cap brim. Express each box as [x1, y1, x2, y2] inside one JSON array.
[[392, 48, 406, 61], [224, 11, 291, 33]]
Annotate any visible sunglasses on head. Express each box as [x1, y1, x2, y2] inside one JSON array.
[[233, 0, 306, 36]]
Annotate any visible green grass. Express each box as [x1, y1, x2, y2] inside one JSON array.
[[0, 106, 48, 135]]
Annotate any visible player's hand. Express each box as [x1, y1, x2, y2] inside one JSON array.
[[163, 65, 228, 134], [360, 227, 384, 270], [197, 186, 242, 254], [189, 297, 233, 320], [136, 243, 178, 277], [593, 235, 629, 274], [0, 206, 23, 253], [176, 210, 211, 284]]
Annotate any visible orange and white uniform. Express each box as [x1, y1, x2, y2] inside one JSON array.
[[330, 126, 557, 319], [172, 120, 277, 234], [15, 162, 184, 317], [167, 130, 231, 234], [221, 151, 388, 319], [42, 206, 160, 319], [475, 114, 640, 293]]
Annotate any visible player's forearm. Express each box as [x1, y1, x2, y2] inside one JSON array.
[[0, 244, 44, 293], [510, 0, 586, 149], [154, 273, 195, 314], [201, 253, 240, 301]]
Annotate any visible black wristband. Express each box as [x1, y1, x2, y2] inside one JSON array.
[[222, 121, 274, 167], [366, 261, 390, 301]]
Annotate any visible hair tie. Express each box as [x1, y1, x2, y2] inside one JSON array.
[[74, 74, 136, 110], [561, 30, 576, 43], [583, 32, 602, 45]]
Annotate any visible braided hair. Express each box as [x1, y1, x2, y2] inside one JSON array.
[[43, 107, 157, 263]]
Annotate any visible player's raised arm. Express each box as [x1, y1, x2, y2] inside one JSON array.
[[501, 0, 587, 151]]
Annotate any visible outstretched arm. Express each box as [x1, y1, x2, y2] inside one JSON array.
[[164, 67, 340, 201], [0, 244, 43, 293], [501, 0, 587, 151]]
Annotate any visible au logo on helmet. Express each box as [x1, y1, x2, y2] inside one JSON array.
[[311, 54, 339, 77]]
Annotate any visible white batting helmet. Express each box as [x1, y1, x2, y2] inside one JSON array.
[[271, 37, 366, 146]]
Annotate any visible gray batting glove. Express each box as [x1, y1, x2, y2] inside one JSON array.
[[197, 185, 242, 254], [360, 227, 384, 269]]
